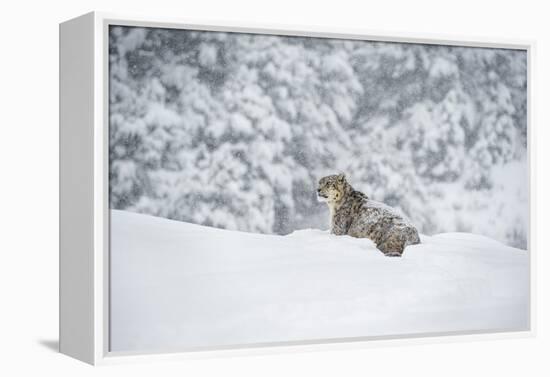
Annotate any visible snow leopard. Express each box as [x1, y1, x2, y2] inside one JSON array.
[[317, 173, 420, 257]]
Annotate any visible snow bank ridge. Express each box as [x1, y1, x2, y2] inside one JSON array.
[[110, 210, 529, 353]]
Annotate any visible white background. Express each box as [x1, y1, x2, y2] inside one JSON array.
[[0, 0, 548, 375]]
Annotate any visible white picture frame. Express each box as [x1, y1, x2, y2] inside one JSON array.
[[59, 11, 536, 365]]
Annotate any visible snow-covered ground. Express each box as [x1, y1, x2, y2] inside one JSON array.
[[110, 209, 529, 353]]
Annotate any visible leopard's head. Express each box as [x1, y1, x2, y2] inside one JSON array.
[[317, 173, 348, 204]]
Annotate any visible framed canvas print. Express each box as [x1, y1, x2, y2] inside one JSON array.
[[59, 12, 534, 365]]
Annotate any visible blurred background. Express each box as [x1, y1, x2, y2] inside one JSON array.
[[109, 26, 528, 248]]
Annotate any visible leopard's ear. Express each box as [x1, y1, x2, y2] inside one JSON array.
[[337, 173, 346, 183]]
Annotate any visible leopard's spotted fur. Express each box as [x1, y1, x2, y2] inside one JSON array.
[[317, 174, 420, 257]]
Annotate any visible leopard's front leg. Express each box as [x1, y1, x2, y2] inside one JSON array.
[[331, 210, 351, 235]]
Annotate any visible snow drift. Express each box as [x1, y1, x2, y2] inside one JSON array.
[[110, 210, 529, 353]]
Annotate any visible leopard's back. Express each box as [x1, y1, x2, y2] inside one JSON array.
[[337, 192, 420, 256]]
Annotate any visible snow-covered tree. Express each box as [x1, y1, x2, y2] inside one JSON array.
[[109, 26, 528, 248]]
